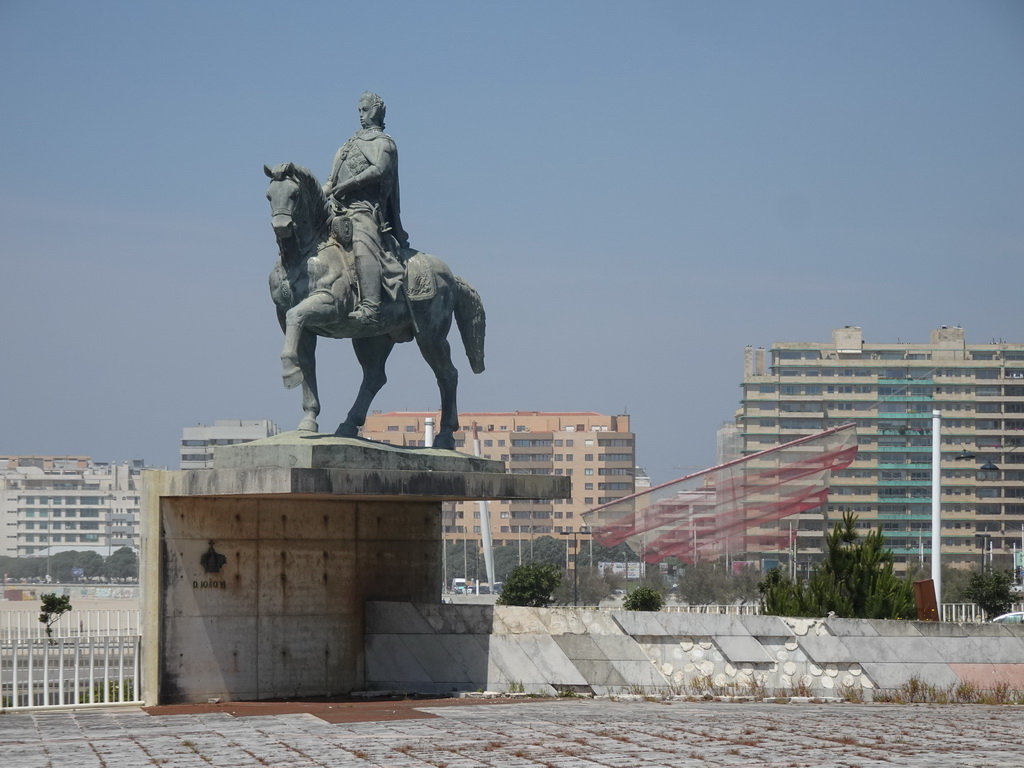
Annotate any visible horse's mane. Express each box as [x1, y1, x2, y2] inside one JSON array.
[[268, 162, 332, 232]]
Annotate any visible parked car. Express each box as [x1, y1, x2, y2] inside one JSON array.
[[990, 612, 1024, 624]]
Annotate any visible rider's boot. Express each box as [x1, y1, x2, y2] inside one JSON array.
[[349, 253, 382, 325]]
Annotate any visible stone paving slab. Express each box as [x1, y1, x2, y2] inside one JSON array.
[[3, 699, 1024, 766]]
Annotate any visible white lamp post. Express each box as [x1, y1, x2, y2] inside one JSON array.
[[931, 410, 942, 606]]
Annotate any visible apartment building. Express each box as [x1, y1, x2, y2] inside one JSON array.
[[359, 411, 636, 554], [180, 419, 280, 469], [0, 455, 144, 557], [739, 326, 1024, 572]]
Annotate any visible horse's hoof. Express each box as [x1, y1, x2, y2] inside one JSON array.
[[282, 366, 304, 389], [297, 417, 318, 433], [433, 434, 455, 450], [334, 423, 358, 438]]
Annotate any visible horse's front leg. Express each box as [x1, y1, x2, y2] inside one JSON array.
[[335, 335, 396, 438], [295, 330, 320, 432], [280, 295, 332, 389]]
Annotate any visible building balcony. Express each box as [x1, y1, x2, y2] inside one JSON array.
[[877, 378, 935, 385], [874, 445, 932, 453]]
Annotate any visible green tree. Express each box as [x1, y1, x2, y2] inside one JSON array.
[[964, 568, 1015, 618], [940, 565, 975, 604], [74, 551, 105, 580], [497, 563, 562, 607], [491, 542, 524, 583], [759, 511, 914, 619], [623, 585, 664, 611], [104, 547, 139, 581], [591, 541, 637, 565], [529, 535, 568, 568], [39, 593, 72, 641], [552, 565, 615, 606], [50, 551, 82, 583], [0, 555, 44, 581], [444, 539, 481, 585], [676, 561, 761, 605], [757, 567, 808, 617]]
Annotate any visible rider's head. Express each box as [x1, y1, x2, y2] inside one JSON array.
[[359, 91, 386, 130]]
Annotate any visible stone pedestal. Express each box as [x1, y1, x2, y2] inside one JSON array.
[[140, 432, 568, 705]]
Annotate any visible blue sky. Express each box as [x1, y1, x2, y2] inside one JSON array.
[[1, 1, 1022, 483]]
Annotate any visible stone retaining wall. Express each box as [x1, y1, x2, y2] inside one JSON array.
[[364, 602, 1024, 699]]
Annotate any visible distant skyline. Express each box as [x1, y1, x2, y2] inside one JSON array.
[[1, 1, 1022, 484]]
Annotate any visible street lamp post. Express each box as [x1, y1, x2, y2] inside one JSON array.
[[975, 534, 992, 573], [931, 410, 942, 605], [622, 550, 629, 596], [45, 496, 53, 583], [559, 529, 579, 606]]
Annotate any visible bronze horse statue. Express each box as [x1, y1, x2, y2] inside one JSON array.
[[264, 162, 485, 449]]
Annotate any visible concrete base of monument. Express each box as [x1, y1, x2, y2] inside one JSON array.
[[140, 432, 568, 705]]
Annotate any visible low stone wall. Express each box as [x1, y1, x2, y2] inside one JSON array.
[[364, 602, 1024, 699]]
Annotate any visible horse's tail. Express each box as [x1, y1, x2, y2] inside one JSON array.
[[454, 276, 486, 374]]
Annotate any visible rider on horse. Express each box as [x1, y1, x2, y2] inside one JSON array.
[[324, 91, 407, 326]]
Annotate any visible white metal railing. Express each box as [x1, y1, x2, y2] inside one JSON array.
[[942, 602, 1024, 623], [1, 635, 141, 711], [634, 603, 1023, 621], [661, 604, 763, 616], [0, 609, 141, 641]]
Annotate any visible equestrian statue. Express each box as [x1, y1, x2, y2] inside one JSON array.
[[264, 92, 485, 450]]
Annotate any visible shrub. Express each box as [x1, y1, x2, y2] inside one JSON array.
[[622, 585, 664, 611], [496, 563, 562, 607], [964, 569, 1015, 619]]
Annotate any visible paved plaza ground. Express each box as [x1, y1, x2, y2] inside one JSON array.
[[2, 697, 1022, 767]]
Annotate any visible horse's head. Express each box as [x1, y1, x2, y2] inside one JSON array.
[[264, 162, 304, 241]]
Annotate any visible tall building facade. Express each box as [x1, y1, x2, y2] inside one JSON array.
[[180, 419, 280, 469], [0, 455, 145, 558], [739, 326, 1024, 572], [359, 411, 636, 553]]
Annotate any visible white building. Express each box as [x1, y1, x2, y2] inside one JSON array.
[[180, 419, 280, 469], [0, 455, 145, 558]]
